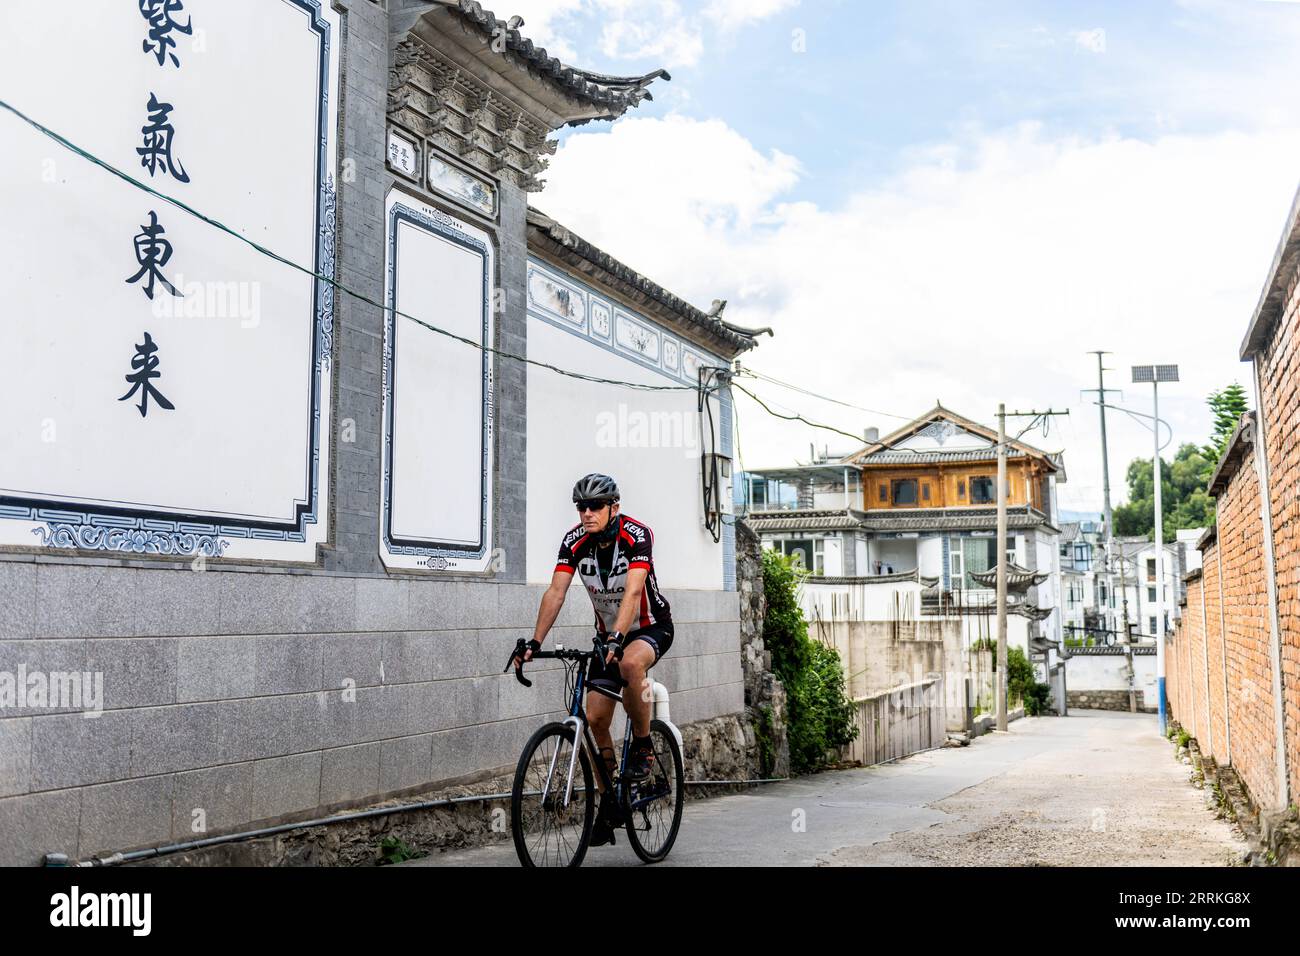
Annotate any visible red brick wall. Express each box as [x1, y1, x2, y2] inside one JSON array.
[[1215, 450, 1282, 811], [1201, 540, 1230, 765], [1168, 576, 1209, 747], [1254, 263, 1300, 805]]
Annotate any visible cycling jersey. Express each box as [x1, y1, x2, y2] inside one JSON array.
[[554, 515, 673, 635]]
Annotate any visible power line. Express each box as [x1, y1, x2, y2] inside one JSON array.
[[0, 97, 694, 394], [734, 366, 915, 422], [730, 381, 878, 447]]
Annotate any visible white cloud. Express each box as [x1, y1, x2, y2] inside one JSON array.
[[500, 0, 797, 68], [1072, 28, 1107, 53], [537, 114, 1300, 506], [704, 0, 800, 28], [598, 0, 704, 66]]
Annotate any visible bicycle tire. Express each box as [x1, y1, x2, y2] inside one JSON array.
[[511, 722, 595, 868], [622, 718, 684, 864]]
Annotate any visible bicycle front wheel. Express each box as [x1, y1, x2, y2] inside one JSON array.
[[511, 722, 595, 868], [623, 718, 684, 863]]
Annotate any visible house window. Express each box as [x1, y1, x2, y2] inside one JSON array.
[[891, 479, 918, 505], [921, 483, 931, 502], [1147, 586, 1156, 603], [949, 547, 964, 588], [1073, 543, 1091, 570], [1149, 616, 1157, 635], [957, 479, 966, 499], [970, 476, 995, 503], [781, 538, 824, 575], [1145, 558, 1156, 583], [878, 484, 887, 503]]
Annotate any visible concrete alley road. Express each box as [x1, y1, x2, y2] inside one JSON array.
[[403, 709, 1249, 867]]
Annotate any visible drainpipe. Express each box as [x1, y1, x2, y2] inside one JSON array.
[[1215, 502, 1232, 766], [1250, 360, 1291, 811]]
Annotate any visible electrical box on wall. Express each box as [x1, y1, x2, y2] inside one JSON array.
[[703, 452, 734, 518]]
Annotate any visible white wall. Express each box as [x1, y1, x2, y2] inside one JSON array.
[[526, 303, 725, 589], [1177, 529, 1204, 572], [802, 580, 927, 623], [823, 536, 844, 576], [812, 488, 853, 510], [1066, 653, 1157, 698], [872, 537, 918, 574], [918, 535, 944, 577]]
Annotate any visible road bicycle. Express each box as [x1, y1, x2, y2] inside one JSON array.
[[503, 635, 685, 867]]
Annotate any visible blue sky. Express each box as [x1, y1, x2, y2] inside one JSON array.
[[511, 0, 1300, 511]]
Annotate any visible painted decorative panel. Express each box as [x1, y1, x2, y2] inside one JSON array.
[[525, 257, 727, 386], [680, 346, 708, 384], [527, 262, 585, 328], [380, 191, 495, 572], [615, 311, 660, 363], [427, 152, 496, 218], [0, 0, 339, 562]]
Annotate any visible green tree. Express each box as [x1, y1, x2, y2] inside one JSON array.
[[1113, 443, 1214, 541], [1203, 383, 1249, 464], [1114, 383, 1247, 539]]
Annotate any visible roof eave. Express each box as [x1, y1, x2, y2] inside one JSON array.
[[526, 208, 759, 357], [1241, 182, 1300, 360]]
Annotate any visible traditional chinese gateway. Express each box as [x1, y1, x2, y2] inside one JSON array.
[[0, 1, 762, 865]]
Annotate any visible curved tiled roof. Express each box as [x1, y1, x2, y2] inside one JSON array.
[[446, 1, 669, 120], [969, 564, 1050, 589], [743, 505, 1058, 534], [743, 509, 865, 532]]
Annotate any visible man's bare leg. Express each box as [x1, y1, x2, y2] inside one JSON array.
[[619, 640, 656, 738], [586, 690, 616, 792]]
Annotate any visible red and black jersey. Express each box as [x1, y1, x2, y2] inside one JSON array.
[[554, 514, 672, 635]]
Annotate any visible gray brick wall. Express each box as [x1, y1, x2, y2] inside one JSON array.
[[0, 1, 745, 866]]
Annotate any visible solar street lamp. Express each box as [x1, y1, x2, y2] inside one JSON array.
[[1132, 364, 1178, 735]]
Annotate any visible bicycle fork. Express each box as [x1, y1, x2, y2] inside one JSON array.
[[539, 715, 632, 810]]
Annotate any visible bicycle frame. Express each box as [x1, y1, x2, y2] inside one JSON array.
[[541, 657, 633, 811]]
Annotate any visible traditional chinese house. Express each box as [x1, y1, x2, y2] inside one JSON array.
[[744, 405, 1068, 710]]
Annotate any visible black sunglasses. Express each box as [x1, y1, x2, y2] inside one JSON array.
[[575, 499, 610, 513]]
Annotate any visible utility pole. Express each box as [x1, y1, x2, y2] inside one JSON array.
[[996, 404, 1008, 732], [995, 405, 1070, 731], [1082, 352, 1122, 637], [1132, 364, 1179, 736]]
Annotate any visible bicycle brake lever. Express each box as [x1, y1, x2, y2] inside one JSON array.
[[505, 639, 532, 686]]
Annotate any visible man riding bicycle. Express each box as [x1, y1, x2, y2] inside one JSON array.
[[517, 473, 674, 847]]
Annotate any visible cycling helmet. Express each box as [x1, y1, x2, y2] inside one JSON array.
[[572, 473, 620, 504]]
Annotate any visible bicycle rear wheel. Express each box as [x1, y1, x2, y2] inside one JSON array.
[[511, 722, 594, 868], [622, 719, 684, 863]]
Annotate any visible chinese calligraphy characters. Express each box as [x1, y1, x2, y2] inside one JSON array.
[[139, 0, 192, 68], [126, 211, 182, 301], [137, 93, 189, 182], [119, 332, 175, 417]]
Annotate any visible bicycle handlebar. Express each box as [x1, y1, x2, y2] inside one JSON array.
[[504, 635, 617, 687]]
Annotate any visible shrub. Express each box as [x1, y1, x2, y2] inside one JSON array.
[[761, 549, 858, 773], [1023, 682, 1053, 716]]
